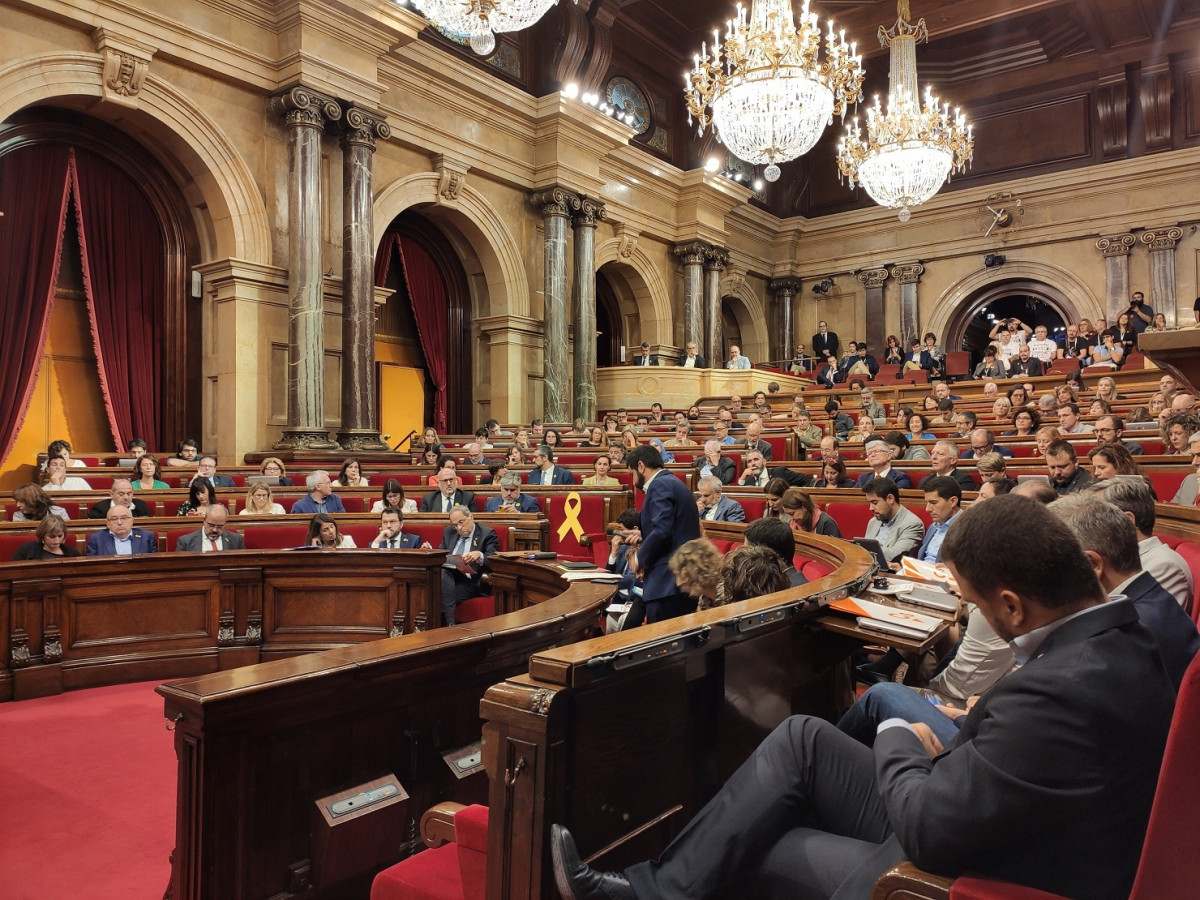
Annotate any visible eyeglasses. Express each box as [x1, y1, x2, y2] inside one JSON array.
[[108, 515, 132, 522]]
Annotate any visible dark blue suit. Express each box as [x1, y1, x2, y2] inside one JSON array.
[[856, 468, 912, 489], [484, 494, 540, 513], [85, 528, 158, 556], [529, 465, 575, 486], [634, 469, 701, 623], [371, 532, 422, 549], [1122, 570, 1200, 689], [624, 600, 1175, 900]]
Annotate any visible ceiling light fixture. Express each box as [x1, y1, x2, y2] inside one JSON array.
[[684, 0, 865, 182], [835, 0, 973, 221], [406, 0, 571, 56]]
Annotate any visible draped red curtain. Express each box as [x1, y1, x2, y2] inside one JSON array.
[[0, 145, 73, 466], [375, 230, 450, 433], [70, 148, 165, 451]]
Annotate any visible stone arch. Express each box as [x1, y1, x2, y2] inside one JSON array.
[[594, 239, 673, 347], [373, 173, 530, 319], [0, 52, 270, 263], [719, 274, 770, 364], [930, 259, 1100, 350]]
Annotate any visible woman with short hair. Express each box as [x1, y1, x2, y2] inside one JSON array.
[[369, 478, 418, 515], [780, 488, 841, 537], [11, 515, 81, 560]]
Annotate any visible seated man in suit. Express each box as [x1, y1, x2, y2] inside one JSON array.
[[743, 516, 807, 588], [678, 341, 706, 368], [420, 467, 477, 513], [484, 473, 541, 513], [553, 495, 1176, 900], [742, 422, 773, 460], [696, 476, 746, 523], [86, 478, 152, 520], [85, 504, 158, 556], [960, 428, 1013, 460], [919, 440, 978, 493], [692, 440, 735, 485], [370, 506, 430, 549], [855, 439, 912, 489], [192, 456, 237, 488], [863, 477, 925, 563], [917, 476, 963, 562], [175, 504, 245, 552], [438, 505, 499, 626], [528, 445, 576, 486], [634, 341, 658, 366], [290, 470, 347, 515]]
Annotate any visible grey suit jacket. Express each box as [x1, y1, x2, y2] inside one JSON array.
[[864, 505, 925, 562], [176, 530, 246, 552]]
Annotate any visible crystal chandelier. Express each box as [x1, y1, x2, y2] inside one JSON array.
[[684, 0, 865, 182], [836, 0, 973, 221], [406, 0, 565, 56]]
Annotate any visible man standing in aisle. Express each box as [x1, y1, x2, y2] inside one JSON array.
[[625, 445, 701, 626]]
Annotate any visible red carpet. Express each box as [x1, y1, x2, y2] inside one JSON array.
[[0, 681, 176, 899]]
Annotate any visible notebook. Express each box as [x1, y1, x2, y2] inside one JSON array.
[[829, 596, 941, 636]]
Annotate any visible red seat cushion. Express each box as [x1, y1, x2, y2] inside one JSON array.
[[950, 876, 1068, 899], [825, 502, 874, 540], [241, 525, 307, 550], [455, 594, 494, 623], [371, 843, 461, 900], [801, 559, 833, 580]]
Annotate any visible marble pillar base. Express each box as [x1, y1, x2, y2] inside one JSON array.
[[274, 430, 340, 450], [336, 429, 391, 452]]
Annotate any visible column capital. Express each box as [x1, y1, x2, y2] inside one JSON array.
[[530, 186, 577, 218], [569, 194, 607, 228], [1141, 227, 1184, 251], [273, 84, 342, 128], [769, 277, 802, 297], [857, 267, 890, 289], [703, 246, 730, 272], [1095, 233, 1136, 257], [340, 105, 390, 150], [890, 263, 924, 285], [673, 240, 711, 266]]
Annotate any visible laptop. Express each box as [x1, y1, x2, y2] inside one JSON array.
[[247, 475, 281, 486], [852, 537, 891, 571]]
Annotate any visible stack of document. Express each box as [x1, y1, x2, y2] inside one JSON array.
[[830, 597, 941, 641]]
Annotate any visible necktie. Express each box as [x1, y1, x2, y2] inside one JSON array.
[[209, 538, 219, 552], [388, 538, 396, 548]]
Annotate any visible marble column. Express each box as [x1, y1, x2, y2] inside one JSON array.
[[770, 278, 801, 363], [1095, 233, 1136, 325], [673, 241, 708, 358], [274, 86, 341, 450], [857, 267, 890, 357], [337, 106, 391, 451], [569, 194, 605, 422], [703, 247, 729, 365], [890, 263, 924, 348], [1141, 227, 1185, 327], [530, 187, 576, 423]]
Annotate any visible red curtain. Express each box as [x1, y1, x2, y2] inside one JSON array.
[[0, 145, 73, 466], [375, 231, 449, 433], [70, 148, 165, 451]]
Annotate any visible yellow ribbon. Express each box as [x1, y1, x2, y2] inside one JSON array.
[[556, 491, 585, 543]]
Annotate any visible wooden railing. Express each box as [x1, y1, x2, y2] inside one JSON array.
[[157, 572, 615, 900]]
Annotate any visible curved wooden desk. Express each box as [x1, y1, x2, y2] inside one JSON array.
[[157, 577, 615, 900]]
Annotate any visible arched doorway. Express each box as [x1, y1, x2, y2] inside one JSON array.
[[596, 273, 622, 367], [944, 279, 1075, 368], [376, 210, 474, 436], [0, 107, 198, 476]]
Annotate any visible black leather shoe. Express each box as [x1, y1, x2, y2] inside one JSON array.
[[551, 824, 637, 900], [856, 648, 903, 685]]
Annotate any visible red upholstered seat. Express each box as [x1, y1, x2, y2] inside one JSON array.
[[825, 502, 874, 540], [738, 497, 767, 520], [801, 559, 833, 580], [543, 492, 611, 560], [240, 525, 307, 550], [1143, 470, 1189, 502], [371, 805, 489, 900], [939, 654, 1200, 900], [1172, 542, 1200, 626], [0, 534, 31, 561]]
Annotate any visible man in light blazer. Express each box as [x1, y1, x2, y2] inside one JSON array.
[[85, 504, 158, 556], [862, 478, 925, 563], [696, 476, 746, 523], [175, 504, 245, 552]]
